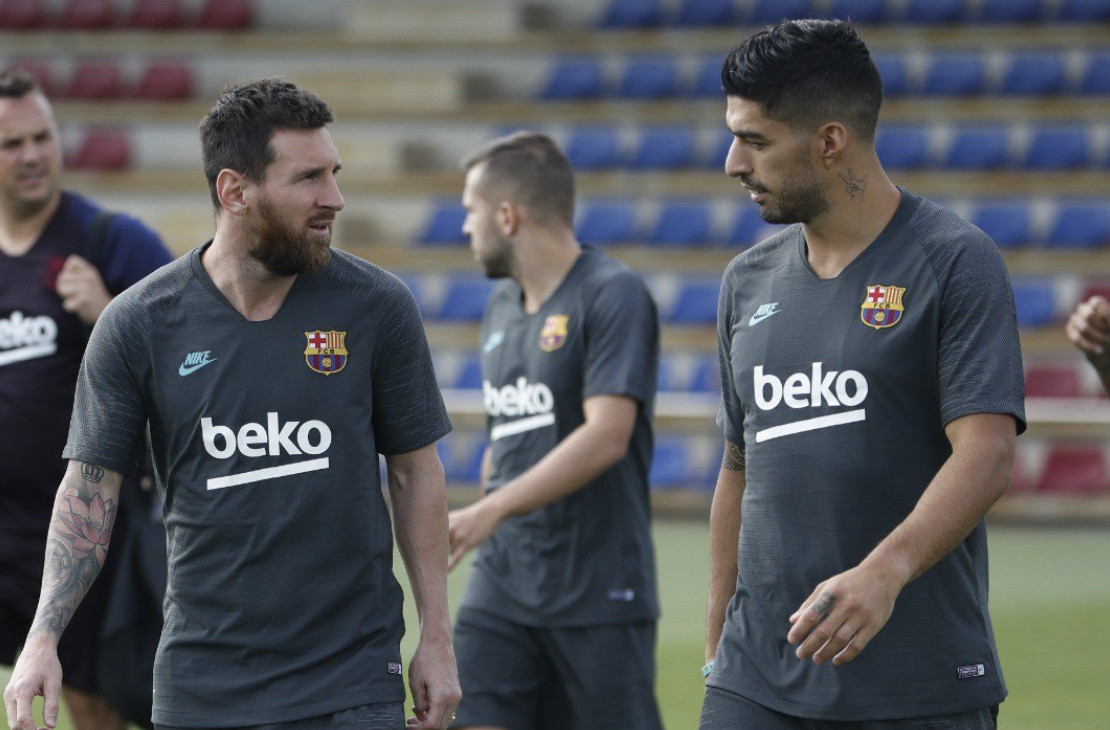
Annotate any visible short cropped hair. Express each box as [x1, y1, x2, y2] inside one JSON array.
[[460, 131, 575, 228], [199, 78, 334, 210], [721, 19, 882, 141], [0, 70, 39, 99]]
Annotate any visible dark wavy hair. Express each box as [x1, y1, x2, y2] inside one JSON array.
[[461, 131, 575, 228], [0, 69, 39, 99], [199, 78, 334, 210], [721, 19, 882, 141]]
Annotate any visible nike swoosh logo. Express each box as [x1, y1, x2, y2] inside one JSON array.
[[179, 358, 217, 376], [748, 309, 781, 326]]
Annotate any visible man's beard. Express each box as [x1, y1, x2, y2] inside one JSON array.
[[478, 234, 514, 279], [246, 198, 330, 277], [750, 152, 829, 225]]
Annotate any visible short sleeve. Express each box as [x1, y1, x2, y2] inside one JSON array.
[[101, 214, 174, 294], [370, 281, 453, 455], [937, 234, 1026, 433], [582, 270, 659, 408], [715, 265, 745, 447]]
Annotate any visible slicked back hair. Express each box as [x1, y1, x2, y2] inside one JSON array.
[[0, 70, 39, 99], [461, 131, 575, 229], [721, 19, 883, 141], [199, 78, 334, 210]]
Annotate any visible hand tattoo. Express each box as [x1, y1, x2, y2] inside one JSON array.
[[837, 169, 868, 199], [812, 592, 835, 616]]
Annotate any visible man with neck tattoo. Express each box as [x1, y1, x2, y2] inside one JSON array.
[[701, 19, 1025, 730]]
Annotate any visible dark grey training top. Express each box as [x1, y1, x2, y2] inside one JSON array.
[[459, 246, 661, 626], [65, 245, 451, 727], [710, 192, 1025, 721]]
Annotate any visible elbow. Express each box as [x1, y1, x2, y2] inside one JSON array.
[[598, 430, 632, 469]]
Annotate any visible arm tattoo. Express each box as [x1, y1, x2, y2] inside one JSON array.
[[837, 169, 868, 199], [28, 466, 118, 639], [722, 441, 746, 472]]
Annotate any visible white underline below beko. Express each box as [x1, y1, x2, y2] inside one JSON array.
[[206, 457, 330, 490], [755, 409, 866, 443], [490, 413, 556, 442], [0, 344, 57, 368]]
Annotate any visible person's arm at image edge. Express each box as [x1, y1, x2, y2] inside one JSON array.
[[705, 440, 745, 667]]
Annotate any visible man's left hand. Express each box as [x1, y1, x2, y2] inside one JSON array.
[[55, 255, 110, 326], [406, 636, 461, 729]]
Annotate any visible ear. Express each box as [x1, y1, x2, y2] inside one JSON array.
[[215, 169, 251, 216], [816, 122, 849, 168], [497, 200, 520, 237]]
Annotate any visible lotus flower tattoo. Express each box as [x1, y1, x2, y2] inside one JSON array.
[[56, 489, 116, 563]]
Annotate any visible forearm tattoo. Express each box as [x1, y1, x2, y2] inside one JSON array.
[[837, 169, 868, 199], [722, 441, 746, 472], [28, 465, 117, 639]]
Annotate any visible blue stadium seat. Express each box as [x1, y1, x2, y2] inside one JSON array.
[[454, 353, 483, 390], [1023, 126, 1091, 170], [1057, 0, 1110, 21], [748, 0, 811, 24], [971, 201, 1033, 249], [903, 0, 965, 23], [565, 126, 622, 170], [650, 437, 691, 489], [728, 206, 784, 247], [1001, 52, 1067, 96], [708, 130, 732, 169], [418, 201, 467, 245], [439, 436, 486, 484], [675, 0, 737, 26], [922, 54, 986, 96], [980, 0, 1043, 22], [598, 0, 663, 27], [668, 278, 721, 324], [694, 56, 724, 98], [540, 57, 604, 100], [690, 355, 722, 394], [875, 125, 931, 170], [1011, 280, 1057, 327], [1048, 202, 1110, 248], [648, 200, 714, 246], [618, 56, 680, 99], [827, 0, 887, 24], [575, 199, 637, 244], [873, 54, 910, 96], [631, 126, 696, 169], [944, 127, 1010, 170], [395, 273, 426, 315], [436, 277, 496, 322], [1079, 52, 1110, 95]]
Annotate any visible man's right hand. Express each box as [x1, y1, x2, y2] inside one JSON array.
[[3, 635, 63, 730], [1066, 295, 1110, 362]]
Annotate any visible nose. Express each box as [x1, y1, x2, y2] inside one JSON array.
[[321, 174, 344, 211], [724, 138, 750, 178]]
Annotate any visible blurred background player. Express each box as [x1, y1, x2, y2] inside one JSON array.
[[3, 78, 459, 730], [702, 19, 1025, 730], [0, 69, 172, 730], [447, 131, 663, 730]]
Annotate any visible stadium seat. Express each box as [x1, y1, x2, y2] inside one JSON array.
[[598, 0, 663, 28], [58, 0, 114, 29], [1023, 126, 1091, 170], [922, 54, 986, 96], [675, 0, 737, 26], [668, 278, 721, 324], [1025, 365, 1082, 398], [68, 128, 131, 170], [728, 206, 784, 248], [873, 54, 909, 96], [575, 199, 637, 244], [565, 126, 622, 170], [1079, 52, 1110, 95], [134, 62, 194, 101], [650, 437, 692, 489], [827, 0, 887, 24], [693, 56, 724, 98], [127, 0, 185, 29], [1078, 283, 1110, 305], [64, 60, 123, 100], [540, 58, 604, 101], [1001, 52, 1067, 96], [1047, 202, 1110, 249], [648, 200, 714, 246], [944, 127, 1010, 170], [197, 0, 252, 30], [631, 126, 696, 169], [903, 0, 965, 23], [5, 58, 55, 96], [971, 201, 1033, 249], [418, 201, 468, 245], [0, 0, 45, 29], [1057, 0, 1110, 21], [748, 0, 812, 24], [436, 277, 495, 322], [980, 0, 1043, 22], [690, 355, 722, 394], [1037, 447, 1109, 495], [1011, 280, 1057, 327], [454, 353, 484, 390], [875, 125, 931, 170], [617, 56, 680, 99], [708, 130, 732, 169]]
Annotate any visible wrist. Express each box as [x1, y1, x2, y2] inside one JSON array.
[[701, 660, 715, 678]]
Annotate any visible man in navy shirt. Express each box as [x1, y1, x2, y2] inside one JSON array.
[[0, 70, 172, 730]]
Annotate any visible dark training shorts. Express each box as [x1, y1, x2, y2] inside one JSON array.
[[155, 702, 405, 730], [699, 685, 999, 730], [450, 607, 663, 730]]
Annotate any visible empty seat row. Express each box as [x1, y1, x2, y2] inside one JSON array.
[[598, 0, 1110, 28], [0, 0, 252, 30], [541, 51, 1110, 100], [4, 58, 194, 101]]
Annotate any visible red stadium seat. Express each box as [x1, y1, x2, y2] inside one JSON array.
[[127, 0, 185, 29], [65, 59, 124, 100], [134, 62, 193, 101], [1037, 447, 1110, 495], [58, 0, 114, 29], [1025, 365, 1082, 399], [197, 0, 252, 30], [68, 128, 132, 170], [0, 0, 46, 29], [1008, 449, 1037, 494]]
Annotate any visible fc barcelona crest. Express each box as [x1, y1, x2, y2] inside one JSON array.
[[539, 315, 569, 352], [860, 285, 906, 330], [304, 330, 348, 375]]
